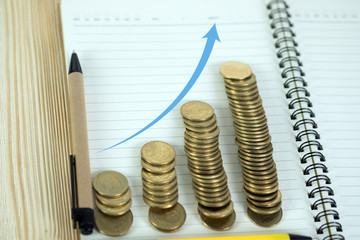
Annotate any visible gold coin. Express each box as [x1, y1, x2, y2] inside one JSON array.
[[199, 208, 236, 231], [185, 127, 220, 140], [227, 95, 262, 106], [190, 168, 226, 181], [187, 155, 222, 165], [233, 122, 269, 132], [235, 129, 270, 139], [193, 184, 229, 198], [198, 201, 234, 219], [141, 158, 175, 174], [224, 73, 257, 88], [235, 134, 271, 143], [96, 187, 132, 207], [186, 151, 222, 162], [247, 207, 282, 227], [225, 88, 260, 99], [233, 118, 267, 127], [239, 151, 273, 162], [185, 147, 220, 158], [247, 199, 282, 215], [185, 145, 219, 155], [229, 101, 263, 110], [240, 160, 275, 172], [243, 181, 278, 195], [148, 203, 186, 232], [141, 168, 176, 185], [242, 164, 277, 177], [220, 62, 252, 80], [185, 137, 219, 148], [225, 82, 258, 92], [236, 140, 271, 151], [93, 171, 129, 198], [183, 115, 217, 128], [141, 141, 176, 166], [142, 177, 177, 191], [143, 184, 178, 197], [188, 159, 223, 171], [184, 131, 219, 145], [192, 180, 228, 193], [96, 198, 132, 217], [143, 195, 178, 209], [193, 175, 227, 188], [181, 101, 214, 122], [184, 121, 218, 133], [95, 208, 133, 236], [242, 169, 278, 182], [143, 189, 178, 203], [188, 165, 223, 176], [239, 156, 274, 167], [195, 190, 230, 203], [242, 172, 278, 185], [238, 152, 273, 163], [240, 142, 273, 153], [197, 193, 231, 208], [247, 191, 282, 208]]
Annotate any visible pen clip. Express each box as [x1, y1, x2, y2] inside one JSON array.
[[70, 154, 78, 228], [70, 154, 94, 235]]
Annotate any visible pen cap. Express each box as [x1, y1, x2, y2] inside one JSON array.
[[74, 208, 94, 235]]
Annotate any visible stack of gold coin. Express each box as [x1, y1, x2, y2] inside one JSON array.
[[180, 101, 236, 231], [141, 141, 186, 232], [219, 62, 282, 227], [92, 171, 133, 236]]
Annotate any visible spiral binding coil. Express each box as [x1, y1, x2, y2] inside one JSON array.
[[267, 1, 344, 239]]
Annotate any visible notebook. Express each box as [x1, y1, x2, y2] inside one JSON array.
[[1, 0, 359, 239]]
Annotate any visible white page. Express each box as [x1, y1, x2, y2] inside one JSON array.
[[62, 0, 314, 239], [289, 2, 360, 239]]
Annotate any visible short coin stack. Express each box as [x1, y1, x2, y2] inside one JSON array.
[[219, 62, 282, 227], [141, 141, 186, 232], [92, 171, 133, 236], [180, 101, 236, 231]]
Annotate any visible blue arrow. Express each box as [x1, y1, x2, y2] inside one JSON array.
[[101, 24, 220, 151]]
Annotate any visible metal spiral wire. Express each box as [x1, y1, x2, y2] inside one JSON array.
[[267, 1, 344, 239]]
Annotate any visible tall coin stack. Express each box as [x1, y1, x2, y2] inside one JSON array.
[[219, 62, 282, 227], [92, 171, 133, 236], [180, 101, 236, 231], [141, 141, 186, 232]]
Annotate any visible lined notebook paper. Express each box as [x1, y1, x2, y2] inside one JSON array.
[[289, 5, 360, 239], [62, 0, 313, 239]]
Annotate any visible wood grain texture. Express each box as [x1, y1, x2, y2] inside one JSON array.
[[0, 0, 78, 239]]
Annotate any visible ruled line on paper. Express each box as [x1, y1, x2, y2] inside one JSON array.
[[61, 2, 313, 238], [294, 14, 360, 239]]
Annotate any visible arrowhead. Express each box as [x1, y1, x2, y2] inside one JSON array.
[[203, 24, 221, 42]]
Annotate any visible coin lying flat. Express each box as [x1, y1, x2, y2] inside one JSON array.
[[96, 198, 132, 216], [141, 168, 176, 185], [199, 208, 236, 231], [198, 201, 234, 219], [96, 187, 132, 207], [141, 157, 175, 174], [143, 195, 179, 209], [247, 208, 282, 228], [149, 203, 186, 232], [181, 101, 214, 122], [93, 171, 129, 198], [141, 141, 176, 166], [219, 62, 252, 80], [95, 208, 133, 236]]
